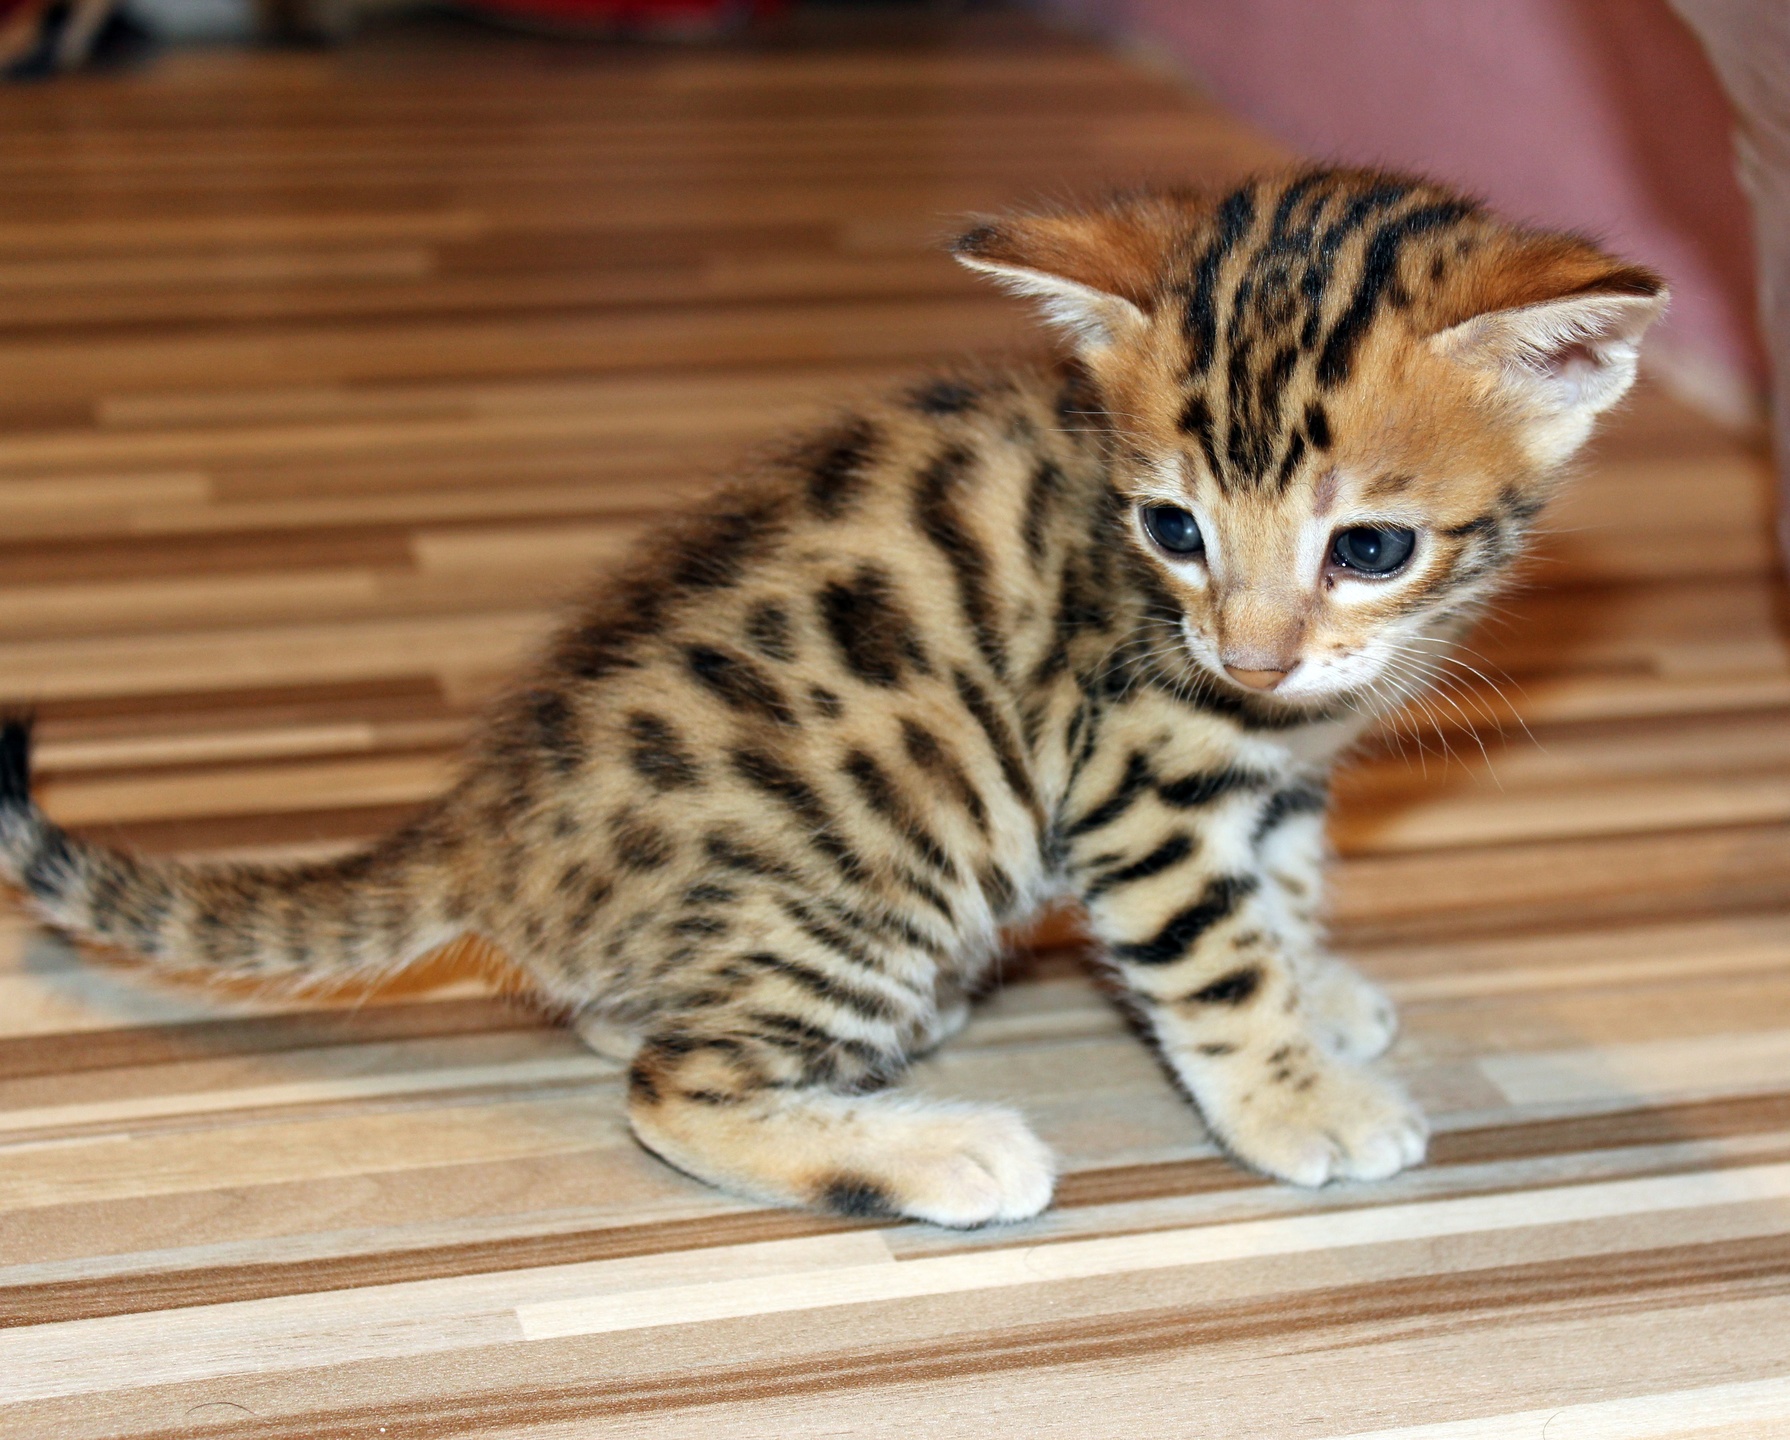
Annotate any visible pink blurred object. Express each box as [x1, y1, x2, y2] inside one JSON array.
[[1672, 0, 1790, 559]]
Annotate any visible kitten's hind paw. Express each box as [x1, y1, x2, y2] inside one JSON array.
[[630, 1086, 1056, 1228], [838, 1102, 1056, 1227]]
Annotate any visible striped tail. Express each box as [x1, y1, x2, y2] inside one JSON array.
[[0, 718, 471, 986]]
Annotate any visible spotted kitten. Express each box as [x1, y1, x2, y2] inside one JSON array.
[[0, 168, 1663, 1225]]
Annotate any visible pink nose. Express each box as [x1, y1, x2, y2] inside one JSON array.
[[1224, 666, 1288, 691]]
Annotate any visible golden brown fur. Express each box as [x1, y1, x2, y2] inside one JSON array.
[[0, 168, 1664, 1224]]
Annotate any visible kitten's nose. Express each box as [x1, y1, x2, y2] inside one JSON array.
[[1224, 666, 1289, 691]]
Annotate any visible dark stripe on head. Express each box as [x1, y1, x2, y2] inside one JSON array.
[[1109, 874, 1259, 966], [1184, 184, 1258, 376], [1305, 402, 1333, 451], [1178, 393, 1222, 479], [1272, 430, 1307, 492], [1318, 200, 1475, 387], [685, 645, 799, 727]]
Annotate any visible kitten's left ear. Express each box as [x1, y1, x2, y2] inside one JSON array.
[[1428, 244, 1667, 467], [951, 199, 1185, 351]]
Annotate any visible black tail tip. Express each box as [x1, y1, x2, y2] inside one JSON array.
[[0, 716, 34, 812]]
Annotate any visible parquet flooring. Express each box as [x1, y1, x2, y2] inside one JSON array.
[[2, 13, 1788, 1437]]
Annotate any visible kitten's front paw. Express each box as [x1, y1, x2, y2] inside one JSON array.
[[865, 1104, 1057, 1227], [1202, 1056, 1427, 1187], [1298, 955, 1399, 1062]]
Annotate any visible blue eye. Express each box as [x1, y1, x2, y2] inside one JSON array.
[[1142, 505, 1204, 556], [1331, 526, 1416, 575]]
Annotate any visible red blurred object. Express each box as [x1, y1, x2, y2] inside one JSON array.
[[464, 0, 784, 38]]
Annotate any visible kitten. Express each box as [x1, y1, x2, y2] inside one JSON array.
[[0, 168, 1663, 1226]]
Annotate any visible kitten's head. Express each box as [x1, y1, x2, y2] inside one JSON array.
[[954, 168, 1665, 710]]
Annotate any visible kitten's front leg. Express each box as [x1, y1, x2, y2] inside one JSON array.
[[1255, 788, 1398, 1063], [1074, 794, 1426, 1186]]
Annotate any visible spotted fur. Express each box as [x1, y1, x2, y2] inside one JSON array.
[[0, 168, 1663, 1225]]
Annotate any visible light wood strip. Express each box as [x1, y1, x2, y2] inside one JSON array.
[[1326, 1375, 1790, 1440], [516, 1163, 1790, 1339]]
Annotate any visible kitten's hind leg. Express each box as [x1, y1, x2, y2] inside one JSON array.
[[626, 1035, 1055, 1226]]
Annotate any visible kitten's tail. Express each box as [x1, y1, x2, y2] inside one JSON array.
[[0, 717, 472, 986]]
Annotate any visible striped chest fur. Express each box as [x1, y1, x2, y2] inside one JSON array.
[[0, 167, 1665, 1225]]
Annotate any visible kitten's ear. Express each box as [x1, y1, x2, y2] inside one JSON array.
[[1428, 245, 1667, 467], [951, 203, 1174, 351]]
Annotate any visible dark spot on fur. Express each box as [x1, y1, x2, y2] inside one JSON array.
[[626, 712, 703, 791], [1189, 966, 1262, 1007], [819, 1176, 897, 1219], [818, 565, 933, 688], [685, 645, 798, 726], [909, 378, 977, 415], [744, 600, 796, 662], [524, 689, 583, 776], [611, 810, 675, 872], [797, 417, 879, 520], [627, 1062, 661, 1105]]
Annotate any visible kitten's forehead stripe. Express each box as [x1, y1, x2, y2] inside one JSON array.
[[1170, 172, 1481, 494]]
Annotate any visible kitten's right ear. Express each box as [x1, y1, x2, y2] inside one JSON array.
[[951, 204, 1172, 351]]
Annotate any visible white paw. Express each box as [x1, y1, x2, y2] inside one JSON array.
[[1203, 1056, 1428, 1187], [1299, 955, 1399, 1062], [877, 1103, 1057, 1227]]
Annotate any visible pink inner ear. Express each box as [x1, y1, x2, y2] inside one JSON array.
[[1547, 338, 1603, 376]]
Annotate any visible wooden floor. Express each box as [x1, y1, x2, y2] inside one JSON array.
[[2, 12, 1789, 1437]]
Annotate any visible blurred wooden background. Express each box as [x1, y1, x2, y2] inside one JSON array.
[[1, 12, 1788, 1437]]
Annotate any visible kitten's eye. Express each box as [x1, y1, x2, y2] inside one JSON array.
[[1142, 505, 1204, 556], [1331, 525, 1416, 576]]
